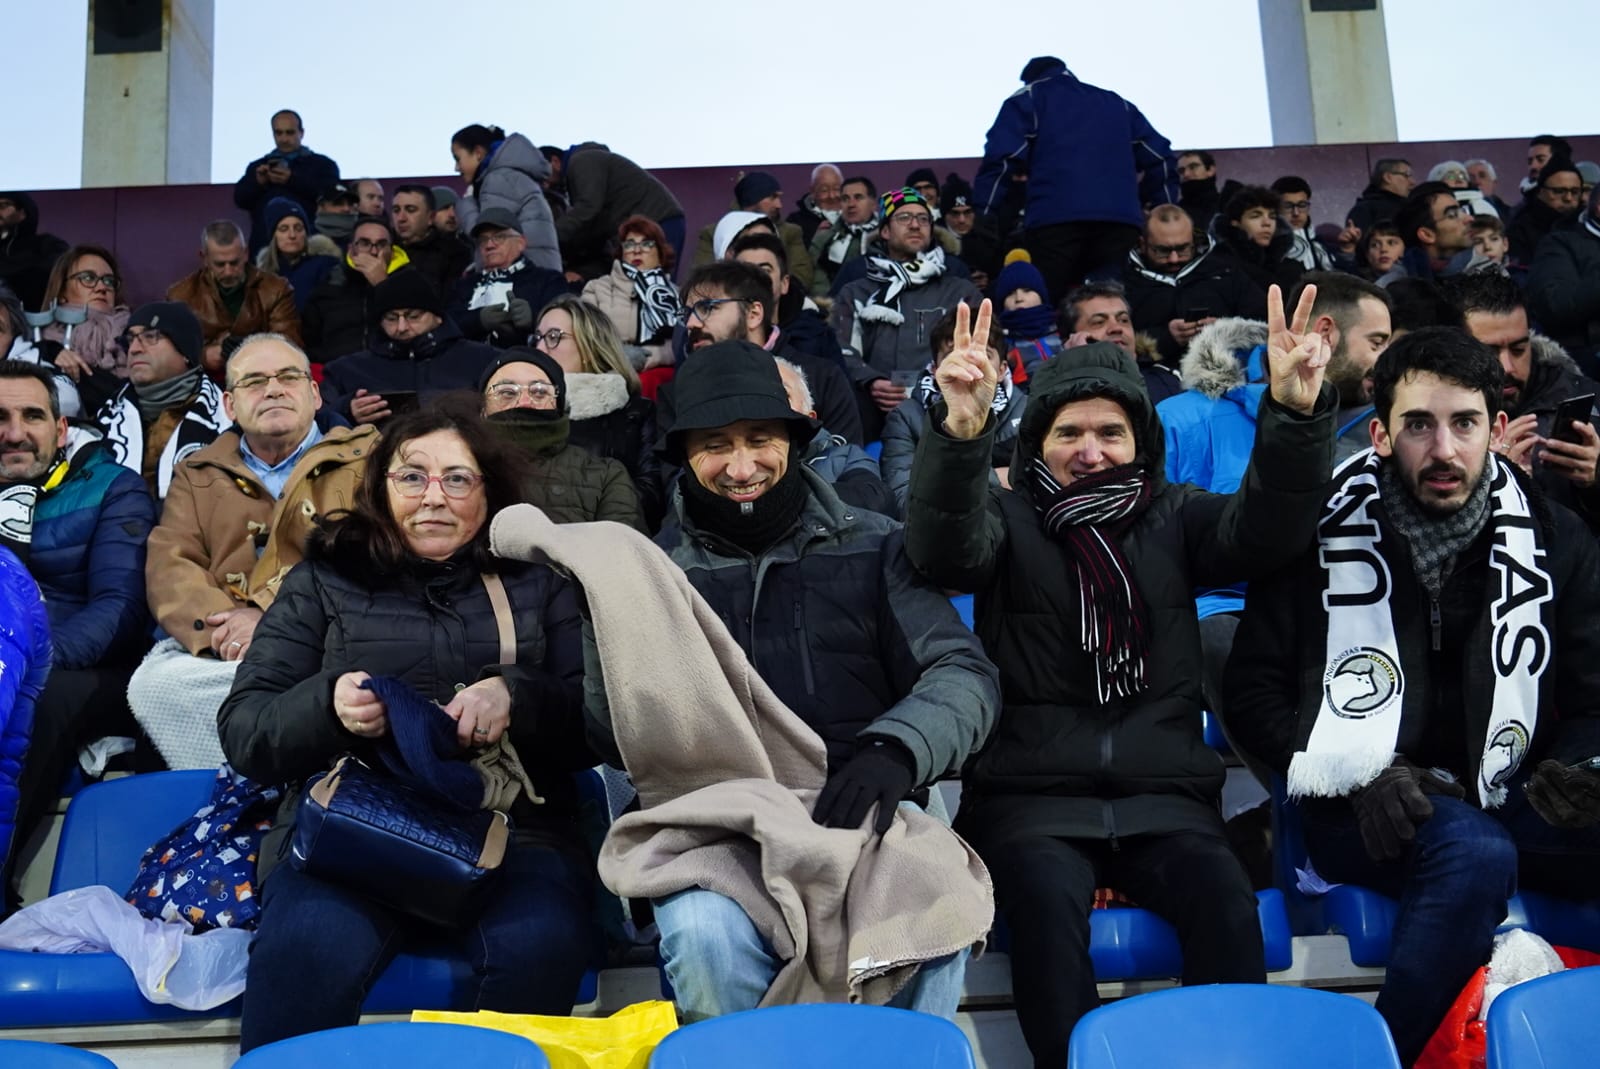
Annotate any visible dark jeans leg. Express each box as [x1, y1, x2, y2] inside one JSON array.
[[1023, 222, 1140, 302], [1491, 782, 1600, 899], [6, 664, 137, 901], [461, 844, 596, 1013], [1304, 797, 1518, 1066], [982, 834, 1101, 1069], [239, 863, 406, 1052], [1109, 828, 1266, 986]]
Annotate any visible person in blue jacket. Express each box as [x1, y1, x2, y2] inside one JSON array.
[[0, 544, 51, 893], [0, 360, 155, 906], [974, 57, 1180, 307]]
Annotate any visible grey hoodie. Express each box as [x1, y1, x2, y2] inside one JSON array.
[[457, 133, 562, 272]]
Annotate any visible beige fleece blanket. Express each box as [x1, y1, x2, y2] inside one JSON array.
[[490, 504, 992, 1006]]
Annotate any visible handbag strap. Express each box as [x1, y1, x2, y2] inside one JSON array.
[[481, 573, 516, 665]]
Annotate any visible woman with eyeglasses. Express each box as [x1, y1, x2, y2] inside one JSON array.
[[580, 215, 680, 373], [255, 197, 341, 315], [531, 295, 663, 527], [219, 400, 601, 1052], [37, 245, 131, 398], [450, 124, 562, 274], [479, 348, 645, 530]]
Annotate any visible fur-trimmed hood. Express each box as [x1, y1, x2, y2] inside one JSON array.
[[1531, 333, 1583, 378], [565, 371, 632, 421], [1178, 317, 1267, 398]]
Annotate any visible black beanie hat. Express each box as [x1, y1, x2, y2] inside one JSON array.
[[127, 301, 203, 367], [371, 268, 443, 321], [478, 346, 567, 411], [941, 174, 975, 210], [734, 171, 782, 209], [905, 166, 938, 189]]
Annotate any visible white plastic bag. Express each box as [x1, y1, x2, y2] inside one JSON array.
[[0, 885, 250, 1009]]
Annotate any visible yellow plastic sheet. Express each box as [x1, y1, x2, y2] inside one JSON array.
[[413, 999, 678, 1069]]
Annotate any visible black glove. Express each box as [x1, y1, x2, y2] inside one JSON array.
[[1350, 760, 1463, 861], [813, 740, 916, 835], [478, 304, 514, 333], [507, 297, 534, 330], [1525, 759, 1600, 829]]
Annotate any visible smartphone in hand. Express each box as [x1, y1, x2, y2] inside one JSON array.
[[1551, 393, 1594, 445]]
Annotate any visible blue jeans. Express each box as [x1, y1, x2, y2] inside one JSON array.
[[653, 888, 971, 1022], [240, 843, 595, 1052], [1303, 787, 1600, 1066]]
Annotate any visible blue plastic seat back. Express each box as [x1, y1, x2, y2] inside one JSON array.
[[0, 1040, 118, 1067], [50, 770, 218, 895], [864, 440, 883, 461], [647, 1004, 976, 1069], [1486, 965, 1600, 1069], [949, 594, 975, 631], [234, 1021, 550, 1067], [1068, 984, 1400, 1069]]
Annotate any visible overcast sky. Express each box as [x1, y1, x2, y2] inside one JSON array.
[[5, 0, 1594, 191]]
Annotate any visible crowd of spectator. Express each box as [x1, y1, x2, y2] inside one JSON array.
[[1, 60, 1599, 1069]]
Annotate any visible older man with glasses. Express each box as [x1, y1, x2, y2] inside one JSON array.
[[1122, 204, 1266, 363], [323, 269, 498, 426], [448, 207, 568, 350], [1509, 158, 1587, 269], [129, 332, 373, 769]]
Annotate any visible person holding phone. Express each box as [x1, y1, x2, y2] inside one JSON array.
[[321, 269, 498, 426], [232, 109, 341, 256], [1226, 328, 1600, 1067], [1443, 272, 1600, 531], [1121, 205, 1266, 364]]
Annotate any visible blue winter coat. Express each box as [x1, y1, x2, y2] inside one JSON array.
[[973, 60, 1179, 231], [31, 441, 157, 669], [1156, 318, 1268, 619], [0, 547, 51, 873]]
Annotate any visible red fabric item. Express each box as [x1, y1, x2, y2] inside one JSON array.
[[1416, 946, 1600, 1069], [638, 366, 674, 401]]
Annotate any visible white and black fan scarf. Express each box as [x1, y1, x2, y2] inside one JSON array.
[[619, 261, 682, 344]]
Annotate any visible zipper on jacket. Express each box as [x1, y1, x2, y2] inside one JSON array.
[[1429, 596, 1442, 652], [793, 602, 818, 696]]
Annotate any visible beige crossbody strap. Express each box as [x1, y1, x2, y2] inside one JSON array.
[[481, 573, 516, 665]]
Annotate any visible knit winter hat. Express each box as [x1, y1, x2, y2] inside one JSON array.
[[905, 167, 938, 190], [263, 197, 309, 234], [430, 185, 459, 210], [994, 251, 1049, 307], [477, 346, 567, 411], [371, 268, 443, 320], [879, 187, 933, 223], [734, 171, 782, 209], [941, 174, 975, 210], [126, 301, 203, 367]]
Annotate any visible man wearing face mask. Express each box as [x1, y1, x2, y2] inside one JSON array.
[[322, 269, 498, 426], [787, 164, 843, 247], [479, 347, 644, 530], [904, 292, 1336, 1068], [579, 339, 999, 1024]]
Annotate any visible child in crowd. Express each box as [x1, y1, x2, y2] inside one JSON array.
[[993, 251, 1061, 385], [1357, 221, 1405, 280], [1471, 214, 1509, 265]]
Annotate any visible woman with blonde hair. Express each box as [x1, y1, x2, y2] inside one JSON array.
[[533, 294, 661, 525]]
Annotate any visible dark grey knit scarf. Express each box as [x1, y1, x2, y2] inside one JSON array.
[[1378, 459, 1493, 598]]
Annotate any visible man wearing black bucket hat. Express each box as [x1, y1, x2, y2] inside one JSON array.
[[585, 339, 999, 1024], [904, 290, 1337, 1067]]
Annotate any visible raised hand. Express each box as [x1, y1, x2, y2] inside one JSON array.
[[935, 299, 998, 440], [1265, 283, 1330, 416]]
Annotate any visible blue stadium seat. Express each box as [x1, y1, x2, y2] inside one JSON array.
[[1068, 984, 1400, 1068], [864, 440, 883, 461], [1272, 786, 1600, 966], [0, 1040, 118, 1067], [647, 1004, 975, 1069], [990, 890, 1293, 979], [949, 594, 975, 630], [0, 770, 599, 1028], [1200, 711, 1231, 754], [233, 1021, 549, 1067], [1486, 964, 1600, 1069]]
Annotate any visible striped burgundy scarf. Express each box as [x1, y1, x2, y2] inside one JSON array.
[[1029, 459, 1154, 701]]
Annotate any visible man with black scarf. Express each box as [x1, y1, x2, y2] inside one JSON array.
[[634, 340, 999, 1024], [479, 347, 644, 530], [94, 302, 231, 502], [904, 291, 1336, 1068]]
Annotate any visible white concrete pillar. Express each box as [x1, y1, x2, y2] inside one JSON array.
[[81, 0, 215, 187], [1258, 0, 1398, 145]]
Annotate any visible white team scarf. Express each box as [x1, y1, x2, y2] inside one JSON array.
[[1290, 449, 1551, 808], [97, 378, 229, 500]]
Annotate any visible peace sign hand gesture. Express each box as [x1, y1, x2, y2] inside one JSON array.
[[1265, 283, 1330, 416], [936, 299, 998, 441]]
